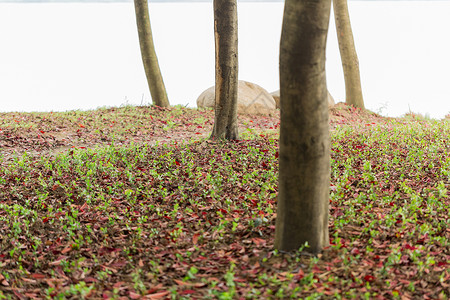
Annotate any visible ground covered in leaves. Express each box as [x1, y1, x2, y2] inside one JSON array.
[[0, 105, 449, 299]]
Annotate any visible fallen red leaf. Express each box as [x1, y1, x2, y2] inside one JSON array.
[[350, 248, 360, 255], [180, 290, 196, 295], [252, 237, 266, 247], [192, 233, 200, 245], [129, 291, 141, 299], [147, 291, 170, 299], [403, 244, 417, 251], [174, 279, 187, 286], [31, 273, 46, 279], [61, 247, 72, 254]]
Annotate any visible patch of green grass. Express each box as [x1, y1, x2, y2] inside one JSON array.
[[0, 109, 448, 298]]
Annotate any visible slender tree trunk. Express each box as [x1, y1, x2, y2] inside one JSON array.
[[334, 0, 365, 109], [274, 0, 331, 254], [134, 0, 170, 108], [210, 0, 238, 140]]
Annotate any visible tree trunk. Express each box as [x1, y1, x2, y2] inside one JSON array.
[[274, 0, 331, 254], [134, 0, 170, 108], [210, 0, 238, 140], [334, 0, 365, 109]]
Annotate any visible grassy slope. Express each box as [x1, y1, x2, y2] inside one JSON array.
[[0, 105, 449, 299]]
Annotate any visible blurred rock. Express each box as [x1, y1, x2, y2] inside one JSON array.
[[270, 90, 280, 109], [197, 81, 276, 115]]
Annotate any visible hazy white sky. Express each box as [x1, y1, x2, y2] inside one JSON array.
[[0, 1, 449, 118]]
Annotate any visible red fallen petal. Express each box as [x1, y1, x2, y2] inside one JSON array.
[[252, 237, 266, 246], [31, 273, 46, 279], [129, 291, 141, 299], [174, 279, 187, 286], [364, 275, 375, 282], [350, 248, 360, 255], [180, 290, 196, 295], [294, 269, 304, 281], [61, 247, 72, 254], [146, 291, 170, 299], [404, 244, 417, 251], [113, 281, 125, 288], [146, 283, 164, 294]]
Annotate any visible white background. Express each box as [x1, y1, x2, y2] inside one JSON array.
[[0, 1, 449, 118]]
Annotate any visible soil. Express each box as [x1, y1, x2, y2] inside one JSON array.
[[0, 103, 389, 162]]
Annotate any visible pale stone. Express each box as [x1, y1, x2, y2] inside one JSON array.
[[270, 90, 335, 109], [196, 81, 276, 115], [270, 90, 280, 109]]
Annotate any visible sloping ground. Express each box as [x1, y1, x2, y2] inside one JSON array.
[[329, 103, 390, 128], [0, 105, 449, 299], [0, 106, 279, 160], [0, 103, 389, 159]]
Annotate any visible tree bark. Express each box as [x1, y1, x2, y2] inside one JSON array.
[[134, 0, 170, 108], [334, 0, 365, 109], [210, 0, 238, 140], [274, 0, 331, 254]]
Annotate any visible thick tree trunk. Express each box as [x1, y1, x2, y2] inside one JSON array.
[[274, 0, 331, 254], [334, 0, 365, 109], [210, 0, 238, 140], [134, 0, 170, 108]]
